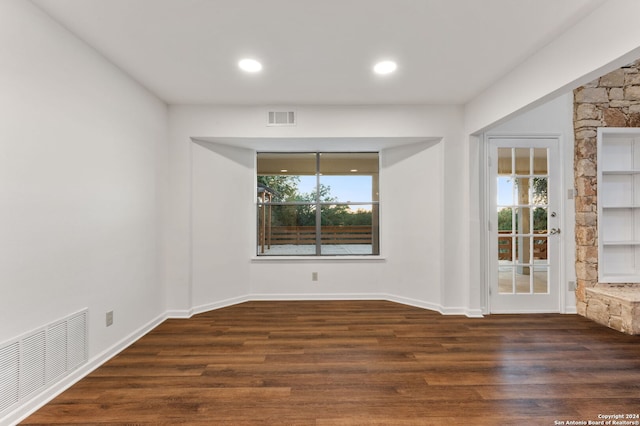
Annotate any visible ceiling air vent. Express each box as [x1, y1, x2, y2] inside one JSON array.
[[267, 111, 296, 126]]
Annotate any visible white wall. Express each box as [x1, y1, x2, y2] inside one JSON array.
[[191, 141, 253, 310], [167, 105, 465, 315], [464, 0, 640, 135], [0, 0, 167, 379], [381, 141, 444, 309], [486, 93, 577, 313]]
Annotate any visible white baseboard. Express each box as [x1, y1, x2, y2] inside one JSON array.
[[383, 294, 445, 313], [165, 309, 193, 319], [464, 308, 485, 318], [248, 292, 388, 301], [189, 295, 251, 316]]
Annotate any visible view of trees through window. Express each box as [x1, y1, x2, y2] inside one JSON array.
[[257, 175, 373, 227], [497, 177, 548, 232], [257, 152, 379, 256]]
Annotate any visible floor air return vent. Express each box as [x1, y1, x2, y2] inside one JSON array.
[[0, 309, 88, 415]]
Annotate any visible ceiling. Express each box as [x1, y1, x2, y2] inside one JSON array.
[[32, 0, 606, 106]]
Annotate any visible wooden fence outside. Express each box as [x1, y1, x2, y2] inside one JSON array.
[[266, 226, 373, 246], [498, 231, 548, 261], [262, 227, 547, 260]]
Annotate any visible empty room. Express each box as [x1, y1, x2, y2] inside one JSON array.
[[2, 0, 640, 424]]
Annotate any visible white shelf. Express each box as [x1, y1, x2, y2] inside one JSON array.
[[599, 274, 640, 284], [602, 241, 640, 246], [597, 128, 640, 283], [602, 170, 640, 175]]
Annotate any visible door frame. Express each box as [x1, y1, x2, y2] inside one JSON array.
[[482, 133, 569, 314]]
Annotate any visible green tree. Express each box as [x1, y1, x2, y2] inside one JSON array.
[[257, 175, 299, 202], [532, 177, 547, 205], [533, 207, 547, 232], [497, 208, 513, 231], [258, 176, 373, 229], [342, 209, 373, 226], [532, 177, 548, 231], [296, 184, 350, 226]]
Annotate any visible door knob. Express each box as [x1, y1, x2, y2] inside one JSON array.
[[550, 228, 561, 235]]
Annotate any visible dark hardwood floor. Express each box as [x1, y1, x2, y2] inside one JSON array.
[[22, 301, 640, 425]]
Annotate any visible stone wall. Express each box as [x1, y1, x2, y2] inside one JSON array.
[[584, 285, 640, 334], [573, 59, 640, 334]]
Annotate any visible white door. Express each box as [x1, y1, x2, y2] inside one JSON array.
[[488, 137, 561, 313]]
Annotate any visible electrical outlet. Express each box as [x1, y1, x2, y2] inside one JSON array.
[[568, 281, 576, 291], [312, 272, 318, 281], [106, 311, 114, 327]]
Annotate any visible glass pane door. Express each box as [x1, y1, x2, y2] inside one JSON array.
[[489, 138, 560, 313], [497, 147, 549, 295]]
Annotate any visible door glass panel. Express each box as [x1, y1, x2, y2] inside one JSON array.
[[532, 177, 548, 206], [498, 148, 512, 174], [517, 236, 532, 265], [498, 234, 514, 263], [516, 177, 530, 205], [498, 267, 515, 294], [498, 207, 513, 232], [497, 177, 515, 206], [533, 148, 548, 175], [533, 265, 549, 294], [514, 207, 531, 234], [533, 236, 548, 260], [515, 265, 532, 294], [533, 207, 547, 232], [515, 148, 530, 174]]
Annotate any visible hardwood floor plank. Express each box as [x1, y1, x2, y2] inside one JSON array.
[[476, 383, 640, 400], [21, 300, 640, 425]]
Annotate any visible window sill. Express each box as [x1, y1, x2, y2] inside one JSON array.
[[251, 255, 386, 262]]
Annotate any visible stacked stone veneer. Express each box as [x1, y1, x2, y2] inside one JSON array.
[[573, 59, 640, 334]]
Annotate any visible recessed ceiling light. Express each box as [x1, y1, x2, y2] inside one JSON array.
[[373, 60, 397, 75], [350, 169, 358, 172], [280, 169, 288, 172], [238, 58, 262, 73]]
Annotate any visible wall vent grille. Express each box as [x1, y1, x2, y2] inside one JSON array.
[[0, 343, 20, 413], [267, 111, 296, 126], [20, 331, 46, 399], [67, 313, 87, 370], [46, 321, 67, 383], [0, 309, 88, 415]]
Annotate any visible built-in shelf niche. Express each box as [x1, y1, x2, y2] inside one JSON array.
[[598, 128, 640, 283]]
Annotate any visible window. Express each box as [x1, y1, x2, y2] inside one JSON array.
[[257, 152, 379, 256]]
